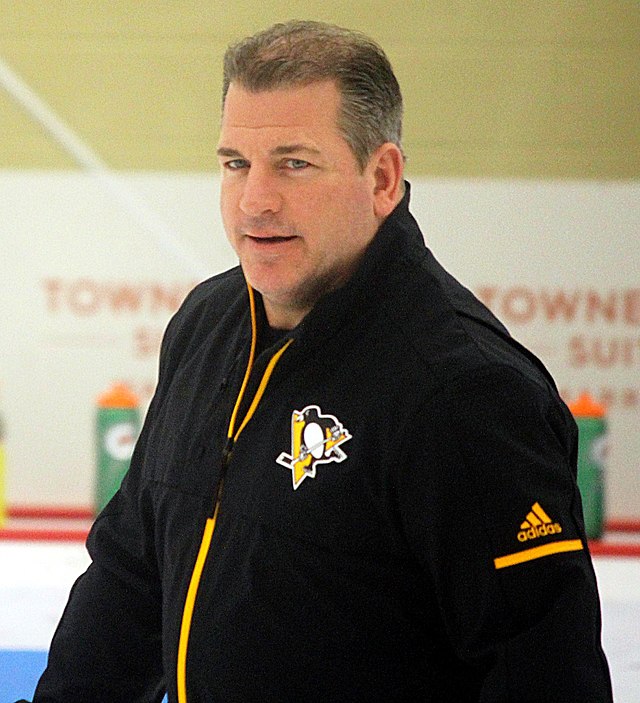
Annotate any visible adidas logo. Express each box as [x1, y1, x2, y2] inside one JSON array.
[[517, 502, 562, 542]]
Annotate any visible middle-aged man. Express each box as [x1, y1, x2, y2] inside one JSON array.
[[26, 20, 612, 703]]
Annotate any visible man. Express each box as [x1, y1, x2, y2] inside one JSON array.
[[26, 20, 612, 702]]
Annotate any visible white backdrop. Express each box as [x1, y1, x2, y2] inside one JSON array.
[[1, 173, 638, 517]]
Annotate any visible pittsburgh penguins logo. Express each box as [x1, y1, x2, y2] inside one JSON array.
[[277, 405, 352, 490]]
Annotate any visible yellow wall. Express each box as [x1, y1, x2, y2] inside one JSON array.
[[1, 1, 638, 177]]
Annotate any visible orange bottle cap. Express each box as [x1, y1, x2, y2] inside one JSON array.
[[567, 392, 606, 418], [97, 383, 139, 409]]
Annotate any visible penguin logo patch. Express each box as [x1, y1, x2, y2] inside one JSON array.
[[277, 405, 352, 490]]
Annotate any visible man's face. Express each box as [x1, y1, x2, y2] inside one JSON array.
[[218, 80, 382, 329]]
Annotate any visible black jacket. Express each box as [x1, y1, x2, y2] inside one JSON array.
[[31, 185, 612, 702]]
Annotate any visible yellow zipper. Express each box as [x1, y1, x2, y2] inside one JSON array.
[[176, 284, 292, 703]]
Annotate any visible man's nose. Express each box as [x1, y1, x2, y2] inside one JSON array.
[[239, 166, 282, 217]]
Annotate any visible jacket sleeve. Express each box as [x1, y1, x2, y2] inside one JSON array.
[[398, 364, 613, 702], [27, 301, 190, 703], [29, 402, 165, 703]]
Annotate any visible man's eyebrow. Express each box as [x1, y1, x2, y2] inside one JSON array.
[[217, 147, 243, 158], [271, 144, 322, 157], [216, 145, 322, 158]]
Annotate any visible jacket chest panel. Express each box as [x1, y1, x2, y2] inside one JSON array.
[[144, 342, 250, 497], [218, 377, 410, 559]]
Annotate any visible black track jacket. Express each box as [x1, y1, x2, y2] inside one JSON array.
[[30, 184, 612, 702]]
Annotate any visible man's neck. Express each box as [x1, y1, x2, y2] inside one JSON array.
[[263, 300, 311, 331]]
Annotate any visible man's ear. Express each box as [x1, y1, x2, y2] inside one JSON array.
[[370, 143, 405, 220]]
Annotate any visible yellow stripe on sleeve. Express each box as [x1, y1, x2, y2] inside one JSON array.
[[494, 539, 583, 570]]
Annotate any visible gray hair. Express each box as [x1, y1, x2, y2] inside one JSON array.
[[222, 20, 404, 171]]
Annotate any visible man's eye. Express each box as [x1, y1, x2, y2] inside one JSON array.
[[225, 159, 249, 170], [285, 159, 310, 170]]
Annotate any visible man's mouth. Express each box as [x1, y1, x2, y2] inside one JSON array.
[[247, 235, 297, 244]]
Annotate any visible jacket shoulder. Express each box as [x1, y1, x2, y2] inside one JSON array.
[[158, 266, 245, 381], [390, 238, 556, 397], [174, 267, 245, 320]]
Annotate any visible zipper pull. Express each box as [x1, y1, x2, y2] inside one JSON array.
[[221, 437, 234, 470]]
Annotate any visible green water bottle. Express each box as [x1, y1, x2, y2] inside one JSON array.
[[568, 393, 607, 540], [95, 383, 140, 514]]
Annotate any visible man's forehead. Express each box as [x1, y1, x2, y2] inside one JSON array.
[[222, 80, 340, 127], [217, 122, 324, 153], [218, 82, 346, 158]]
